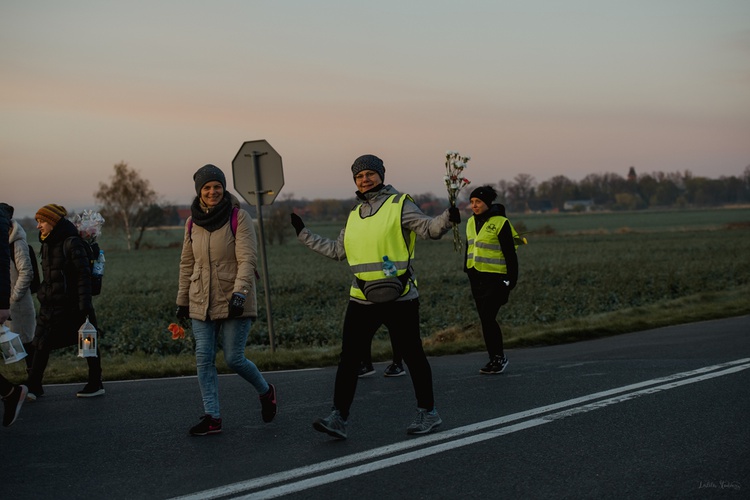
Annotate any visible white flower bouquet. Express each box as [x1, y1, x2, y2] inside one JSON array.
[[444, 150, 471, 252]]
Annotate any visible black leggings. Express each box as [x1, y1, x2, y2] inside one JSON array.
[[27, 347, 102, 390], [469, 272, 510, 359], [334, 299, 433, 419]]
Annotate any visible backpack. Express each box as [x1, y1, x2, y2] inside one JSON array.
[[187, 206, 239, 241], [11, 241, 40, 294], [64, 237, 103, 296]]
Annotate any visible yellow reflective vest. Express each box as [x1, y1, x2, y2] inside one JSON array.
[[344, 194, 416, 300], [466, 215, 520, 274]]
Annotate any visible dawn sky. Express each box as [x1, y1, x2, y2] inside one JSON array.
[[2, 0, 749, 218]]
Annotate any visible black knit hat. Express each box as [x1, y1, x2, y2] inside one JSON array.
[[351, 154, 385, 182], [469, 185, 497, 207], [193, 164, 226, 195]]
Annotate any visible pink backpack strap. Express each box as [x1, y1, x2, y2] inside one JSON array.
[[231, 206, 239, 236]]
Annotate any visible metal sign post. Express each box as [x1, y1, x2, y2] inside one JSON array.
[[249, 150, 274, 352], [232, 140, 284, 353]]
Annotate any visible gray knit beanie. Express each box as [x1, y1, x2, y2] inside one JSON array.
[[193, 164, 226, 195], [351, 154, 385, 182]]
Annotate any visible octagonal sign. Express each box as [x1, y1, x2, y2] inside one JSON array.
[[232, 140, 284, 206]]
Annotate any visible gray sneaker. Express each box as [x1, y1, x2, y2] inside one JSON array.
[[406, 408, 442, 435], [313, 409, 348, 439]]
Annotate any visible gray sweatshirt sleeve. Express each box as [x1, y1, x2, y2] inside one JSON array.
[[401, 199, 453, 239], [297, 227, 348, 261]]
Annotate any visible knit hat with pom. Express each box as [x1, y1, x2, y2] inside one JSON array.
[[35, 204, 67, 226]]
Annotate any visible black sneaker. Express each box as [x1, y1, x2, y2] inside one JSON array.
[[189, 415, 222, 436], [76, 382, 105, 398], [2, 385, 28, 427], [479, 356, 509, 375], [384, 363, 406, 377], [259, 384, 277, 423], [358, 363, 375, 378]]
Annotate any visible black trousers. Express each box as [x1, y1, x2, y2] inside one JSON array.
[[27, 347, 102, 391], [334, 299, 433, 420], [468, 271, 510, 360]]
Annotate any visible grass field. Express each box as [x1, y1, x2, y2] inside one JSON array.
[[3, 206, 748, 383]]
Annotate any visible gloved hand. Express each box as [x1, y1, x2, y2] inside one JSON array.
[[448, 206, 461, 224], [228, 293, 246, 318], [79, 299, 94, 316], [290, 213, 305, 236], [176, 305, 190, 319]]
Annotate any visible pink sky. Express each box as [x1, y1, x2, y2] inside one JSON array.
[[2, 1, 749, 218]]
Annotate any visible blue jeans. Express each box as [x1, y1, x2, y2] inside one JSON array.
[[192, 317, 269, 418]]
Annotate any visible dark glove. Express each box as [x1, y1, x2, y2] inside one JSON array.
[[448, 206, 461, 224], [176, 305, 190, 319], [290, 213, 305, 236], [80, 299, 94, 316], [228, 293, 246, 318]]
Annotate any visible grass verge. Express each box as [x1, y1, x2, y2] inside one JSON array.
[[3, 285, 748, 385]]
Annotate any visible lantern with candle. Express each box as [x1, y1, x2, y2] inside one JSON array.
[[77, 317, 98, 358], [0, 324, 28, 364]]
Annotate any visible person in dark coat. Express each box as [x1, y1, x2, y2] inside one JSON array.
[[26, 204, 104, 399], [1, 204, 29, 426]]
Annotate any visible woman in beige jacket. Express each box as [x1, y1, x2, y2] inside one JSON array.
[[176, 164, 276, 436]]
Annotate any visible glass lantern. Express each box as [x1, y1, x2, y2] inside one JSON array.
[[77, 317, 98, 358], [0, 324, 28, 364]]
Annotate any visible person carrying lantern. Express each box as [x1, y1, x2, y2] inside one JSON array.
[[0, 204, 28, 426], [26, 204, 105, 399]]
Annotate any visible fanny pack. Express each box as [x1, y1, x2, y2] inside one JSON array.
[[356, 269, 412, 303]]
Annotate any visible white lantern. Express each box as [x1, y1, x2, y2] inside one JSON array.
[[77, 317, 98, 358], [0, 324, 28, 364]]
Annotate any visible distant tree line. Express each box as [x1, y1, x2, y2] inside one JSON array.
[[272, 165, 750, 218], [504, 165, 750, 213], [17, 163, 749, 250]]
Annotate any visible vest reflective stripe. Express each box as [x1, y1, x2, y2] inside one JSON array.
[[344, 194, 415, 299], [466, 215, 518, 274]]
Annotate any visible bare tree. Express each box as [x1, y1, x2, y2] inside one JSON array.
[[95, 162, 158, 250], [507, 173, 536, 212]]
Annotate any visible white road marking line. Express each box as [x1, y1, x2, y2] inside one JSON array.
[[169, 358, 750, 500]]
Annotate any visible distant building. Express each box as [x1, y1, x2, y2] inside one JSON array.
[[527, 200, 553, 213], [563, 199, 595, 212]]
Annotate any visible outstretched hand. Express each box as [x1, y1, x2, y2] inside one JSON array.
[[290, 213, 305, 236]]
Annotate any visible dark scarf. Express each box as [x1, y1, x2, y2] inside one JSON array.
[[355, 183, 385, 201], [190, 193, 233, 232]]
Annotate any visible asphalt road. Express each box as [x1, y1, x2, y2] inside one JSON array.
[[5, 315, 749, 499]]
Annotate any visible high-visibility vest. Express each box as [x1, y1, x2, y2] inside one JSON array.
[[466, 215, 520, 274], [344, 194, 416, 300]]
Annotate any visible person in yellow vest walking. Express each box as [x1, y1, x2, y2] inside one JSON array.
[[464, 185, 521, 374], [290, 154, 460, 439]]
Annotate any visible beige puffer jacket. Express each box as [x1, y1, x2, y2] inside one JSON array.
[[176, 198, 258, 320]]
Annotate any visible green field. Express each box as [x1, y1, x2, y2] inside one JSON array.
[[3, 207, 749, 383]]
